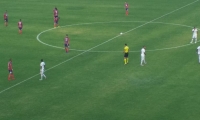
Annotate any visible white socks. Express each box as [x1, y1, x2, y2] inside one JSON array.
[[40, 74, 46, 80]]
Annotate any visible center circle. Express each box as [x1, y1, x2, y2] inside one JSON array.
[[36, 21, 196, 52]]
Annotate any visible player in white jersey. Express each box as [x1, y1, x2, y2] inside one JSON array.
[[190, 27, 198, 44], [40, 59, 46, 80], [141, 46, 146, 66], [197, 46, 200, 63]]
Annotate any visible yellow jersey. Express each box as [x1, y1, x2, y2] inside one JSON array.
[[124, 46, 129, 53]]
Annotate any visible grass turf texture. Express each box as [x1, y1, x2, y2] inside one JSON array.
[[0, 0, 200, 120]]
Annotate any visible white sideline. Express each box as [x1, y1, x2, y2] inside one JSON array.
[[0, 0, 199, 94]]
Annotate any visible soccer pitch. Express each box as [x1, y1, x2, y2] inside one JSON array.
[[0, 0, 200, 120]]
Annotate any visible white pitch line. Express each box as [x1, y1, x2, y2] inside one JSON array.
[[70, 41, 200, 53], [123, 0, 199, 34], [0, 74, 40, 94], [146, 42, 200, 52], [37, 21, 197, 52], [0, 0, 199, 95]]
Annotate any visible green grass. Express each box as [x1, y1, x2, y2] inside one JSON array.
[[1, 0, 200, 120]]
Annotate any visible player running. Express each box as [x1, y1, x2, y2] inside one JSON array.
[[18, 19, 23, 34], [125, 2, 129, 16], [64, 34, 70, 53], [8, 59, 15, 80], [4, 10, 8, 26]]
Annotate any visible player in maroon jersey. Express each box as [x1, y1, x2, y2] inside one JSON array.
[[125, 2, 129, 16], [4, 10, 8, 26], [53, 7, 58, 18], [53, 7, 59, 27], [18, 19, 23, 34], [64, 34, 70, 53], [8, 59, 15, 80]]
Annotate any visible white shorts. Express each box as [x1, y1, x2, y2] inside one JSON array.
[[141, 55, 145, 60], [192, 34, 197, 39], [40, 69, 44, 74]]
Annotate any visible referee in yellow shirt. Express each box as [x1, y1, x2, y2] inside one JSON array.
[[124, 44, 129, 65]]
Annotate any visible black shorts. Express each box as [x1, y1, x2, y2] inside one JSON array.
[[126, 8, 128, 11], [19, 27, 22, 30], [65, 44, 69, 47], [4, 18, 8, 22], [8, 70, 13, 73], [54, 16, 58, 18], [124, 53, 128, 57]]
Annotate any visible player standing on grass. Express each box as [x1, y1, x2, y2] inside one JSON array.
[[124, 44, 129, 65], [18, 19, 23, 34], [40, 59, 46, 80], [4, 10, 8, 26], [141, 46, 146, 66], [64, 34, 70, 53], [125, 2, 129, 16], [8, 59, 15, 80], [197, 46, 200, 63], [190, 27, 198, 44], [53, 7, 59, 27]]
